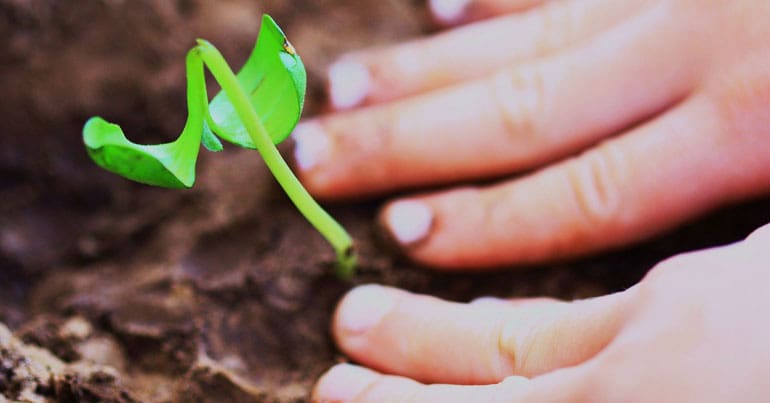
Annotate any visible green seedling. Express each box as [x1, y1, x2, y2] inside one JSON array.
[[83, 15, 356, 277]]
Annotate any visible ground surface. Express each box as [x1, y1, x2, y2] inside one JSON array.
[[1, 1, 769, 401]]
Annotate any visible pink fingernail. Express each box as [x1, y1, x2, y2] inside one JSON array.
[[337, 285, 397, 334], [429, 0, 471, 24], [470, 297, 508, 306], [383, 200, 434, 246], [328, 59, 371, 110], [314, 363, 379, 402], [292, 121, 330, 171]]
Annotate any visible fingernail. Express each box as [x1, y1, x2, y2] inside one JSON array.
[[429, 0, 471, 24], [470, 296, 508, 306], [383, 200, 434, 246], [328, 59, 371, 110], [292, 121, 330, 171], [337, 285, 397, 334], [314, 363, 379, 402]]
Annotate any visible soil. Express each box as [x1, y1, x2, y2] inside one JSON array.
[[1, 0, 769, 401]]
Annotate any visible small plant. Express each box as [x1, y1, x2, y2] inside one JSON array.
[[83, 15, 356, 277]]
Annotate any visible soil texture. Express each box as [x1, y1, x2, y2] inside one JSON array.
[[2, 0, 769, 401]]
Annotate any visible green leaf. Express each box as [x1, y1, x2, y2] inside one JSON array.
[[82, 50, 208, 188], [208, 14, 306, 148], [201, 118, 223, 152]]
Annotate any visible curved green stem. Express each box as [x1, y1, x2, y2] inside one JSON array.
[[196, 40, 356, 278]]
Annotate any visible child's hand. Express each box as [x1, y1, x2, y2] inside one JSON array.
[[294, 0, 770, 269], [313, 223, 770, 402]]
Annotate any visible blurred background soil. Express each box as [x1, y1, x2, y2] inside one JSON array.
[[1, 0, 769, 401]]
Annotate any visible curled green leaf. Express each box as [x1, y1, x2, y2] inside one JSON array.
[[207, 14, 307, 148], [83, 50, 207, 188], [201, 119, 223, 152]]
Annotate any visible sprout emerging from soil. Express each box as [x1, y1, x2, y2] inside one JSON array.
[[82, 15, 356, 277]]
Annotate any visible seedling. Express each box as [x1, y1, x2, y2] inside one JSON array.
[[83, 15, 356, 277]]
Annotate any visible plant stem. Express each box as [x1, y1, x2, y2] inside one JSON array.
[[195, 40, 356, 278]]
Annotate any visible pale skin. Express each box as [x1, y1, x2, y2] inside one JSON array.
[[313, 224, 770, 401], [295, 0, 770, 401]]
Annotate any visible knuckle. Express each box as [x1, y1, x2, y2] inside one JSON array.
[[532, 0, 577, 54], [496, 316, 523, 375], [488, 64, 546, 140], [564, 142, 627, 229], [328, 108, 398, 182], [707, 60, 770, 150], [496, 308, 564, 377]]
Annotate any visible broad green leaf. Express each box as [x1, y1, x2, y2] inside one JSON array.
[[83, 51, 208, 188], [208, 14, 306, 148]]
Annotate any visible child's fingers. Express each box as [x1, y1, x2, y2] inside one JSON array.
[[327, 0, 648, 110], [297, 6, 696, 199], [329, 285, 629, 385], [379, 91, 770, 268]]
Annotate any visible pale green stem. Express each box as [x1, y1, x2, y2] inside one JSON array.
[[195, 41, 356, 278]]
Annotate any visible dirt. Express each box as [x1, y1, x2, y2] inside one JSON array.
[[1, 0, 769, 401]]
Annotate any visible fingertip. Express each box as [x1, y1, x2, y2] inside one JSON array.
[[334, 284, 398, 338], [328, 59, 372, 110], [313, 363, 380, 402], [429, 0, 472, 25], [469, 296, 510, 307], [378, 190, 489, 269], [291, 120, 344, 199], [379, 199, 435, 247], [292, 121, 330, 172]]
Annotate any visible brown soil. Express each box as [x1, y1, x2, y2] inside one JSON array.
[[2, 0, 769, 401]]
